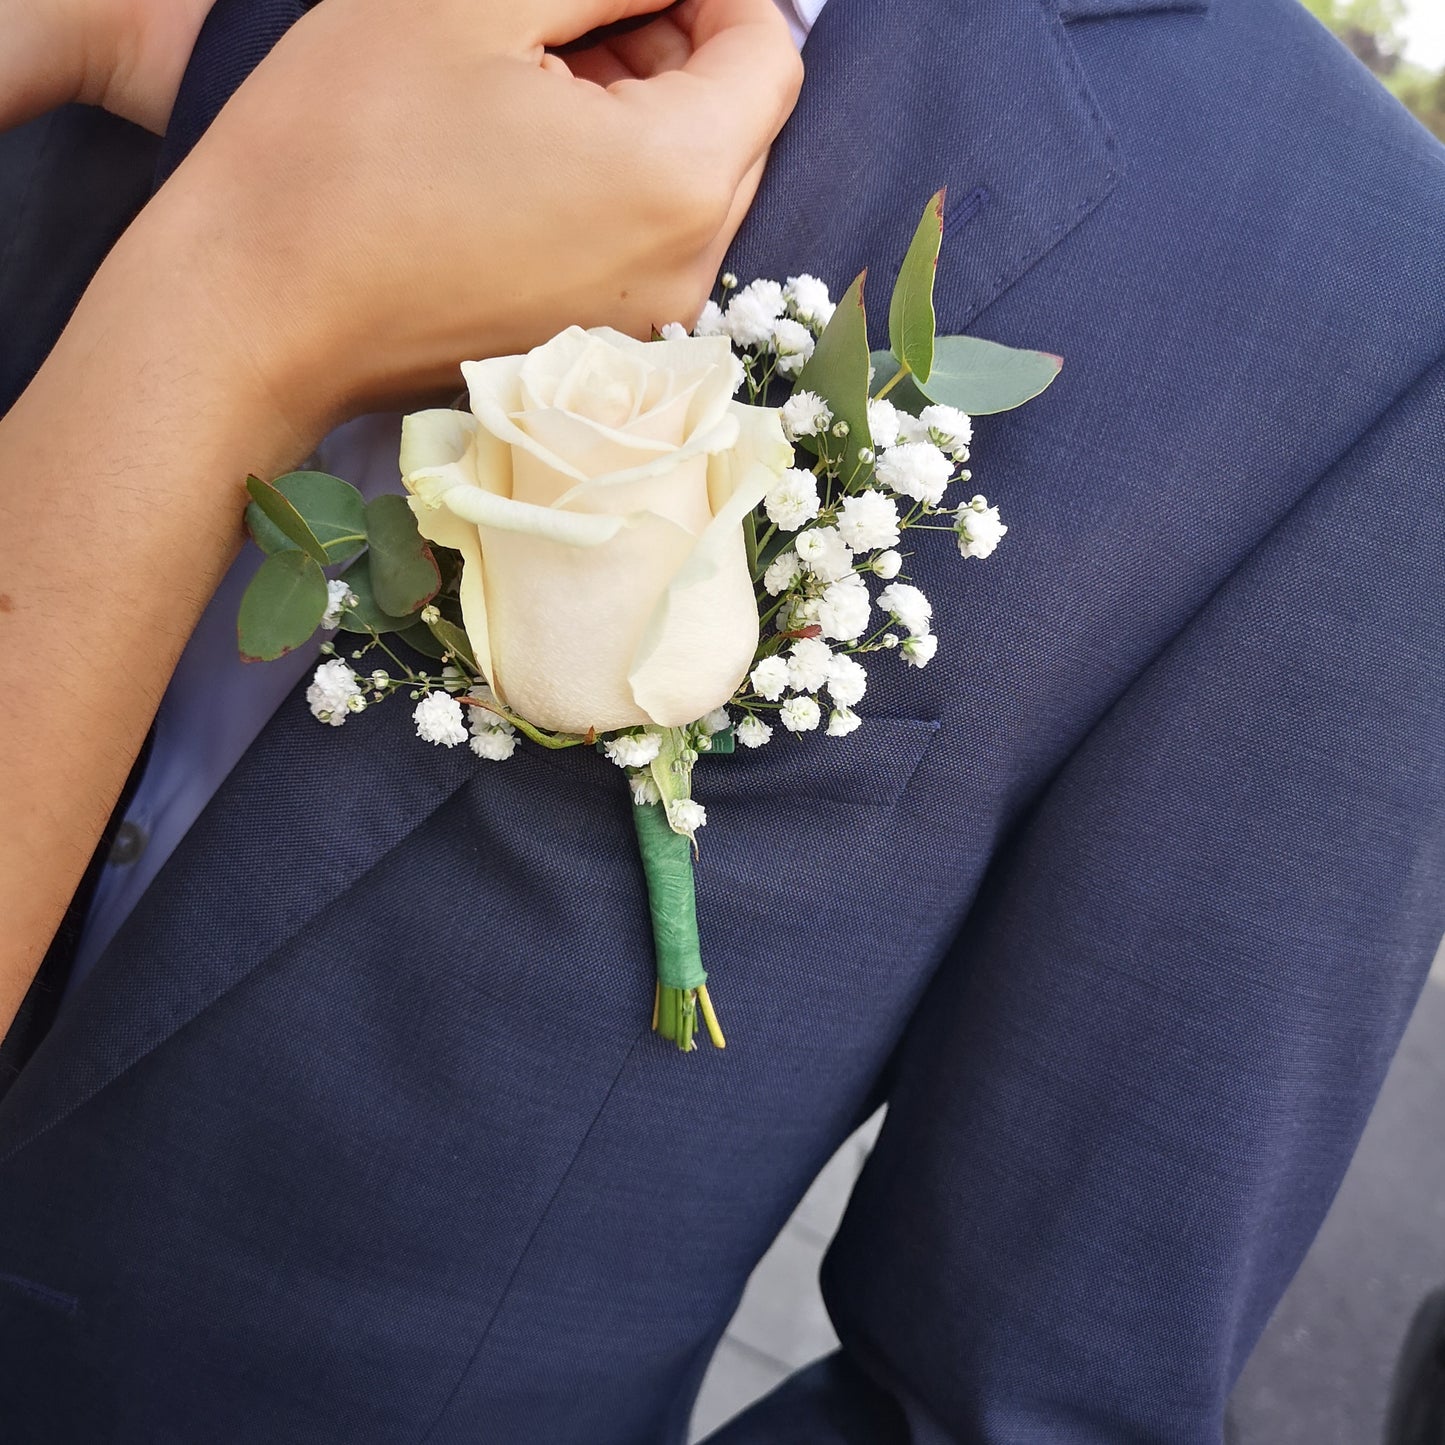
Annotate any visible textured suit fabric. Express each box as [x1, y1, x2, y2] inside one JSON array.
[[1, 0, 1442, 1441]]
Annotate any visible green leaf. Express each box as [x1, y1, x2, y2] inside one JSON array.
[[869, 351, 931, 415], [335, 555, 416, 635], [424, 614, 480, 675], [888, 189, 945, 385], [245, 476, 330, 565], [396, 621, 448, 660], [365, 494, 441, 616], [237, 550, 328, 662], [793, 271, 872, 477], [245, 472, 366, 564], [913, 335, 1063, 415]]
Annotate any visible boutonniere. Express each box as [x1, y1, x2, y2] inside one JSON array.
[[235, 192, 1059, 1051]]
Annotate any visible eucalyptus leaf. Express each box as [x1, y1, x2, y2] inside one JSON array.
[[913, 335, 1063, 415], [366, 493, 441, 616], [246, 471, 368, 564], [244, 476, 329, 565], [237, 550, 328, 662], [396, 621, 448, 661], [336, 555, 416, 635], [870, 351, 931, 415], [888, 189, 945, 384], [424, 615, 480, 675], [793, 271, 872, 477]]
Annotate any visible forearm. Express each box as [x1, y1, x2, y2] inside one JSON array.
[[0, 195, 314, 1034]]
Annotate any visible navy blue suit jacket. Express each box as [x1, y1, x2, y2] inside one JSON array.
[[2, 0, 1443, 1439]]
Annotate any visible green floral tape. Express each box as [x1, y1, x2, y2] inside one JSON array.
[[631, 803, 708, 992]]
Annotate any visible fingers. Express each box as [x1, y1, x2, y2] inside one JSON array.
[[604, 14, 693, 78], [624, 0, 802, 176], [528, 0, 680, 49], [564, 13, 691, 87]]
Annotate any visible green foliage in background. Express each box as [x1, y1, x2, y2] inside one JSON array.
[[1301, 0, 1445, 139]]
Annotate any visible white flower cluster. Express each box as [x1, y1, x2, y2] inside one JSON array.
[[692, 273, 836, 384], [693, 275, 1011, 749], [306, 658, 365, 726], [602, 709, 735, 831], [303, 275, 1008, 812], [320, 579, 359, 630]]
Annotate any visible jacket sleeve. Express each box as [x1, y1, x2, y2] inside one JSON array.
[[708, 355, 1445, 1444]]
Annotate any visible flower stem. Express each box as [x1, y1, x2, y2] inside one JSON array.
[[696, 986, 726, 1049], [873, 362, 912, 402]]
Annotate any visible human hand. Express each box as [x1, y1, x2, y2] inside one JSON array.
[[0, 0, 216, 133], [125, 0, 802, 441]]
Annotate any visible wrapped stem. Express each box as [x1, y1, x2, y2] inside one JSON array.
[[631, 801, 725, 1051]]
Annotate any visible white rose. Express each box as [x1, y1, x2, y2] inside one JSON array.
[[401, 327, 793, 733]]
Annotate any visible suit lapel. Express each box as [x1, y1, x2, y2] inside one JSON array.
[[727, 0, 1122, 337], [0, 0, 1128, 1164], [0, 672, 475, 1164]]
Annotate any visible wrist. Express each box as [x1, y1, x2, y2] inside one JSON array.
[[0, 0, 94, 129], [94, 183, 344, 471]]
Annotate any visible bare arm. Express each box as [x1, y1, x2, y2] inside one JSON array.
[[0, 0, 802, 1033]]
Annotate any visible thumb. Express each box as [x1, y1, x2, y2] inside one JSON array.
[[628, 0, 802, 178]]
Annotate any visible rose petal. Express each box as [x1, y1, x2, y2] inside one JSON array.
[[627, 403, 792, 726], [483, 510, 696, 733]]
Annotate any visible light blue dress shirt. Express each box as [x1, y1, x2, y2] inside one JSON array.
[[67, 0, 826, 994]]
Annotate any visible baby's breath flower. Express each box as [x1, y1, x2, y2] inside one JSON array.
[[750, 655, 790, 701], [902, 633, 939, 668], [870, 549, 903, 580], [817, 572, 871, 642], [307, 659, 361, 726], [764, 469, 821, 531], [918, 403, 973, 457], [877, 442, 953, 507], [420, 604, 441, 624], [320, 579, 358, 630], [763, 549, 803, 596], [956, 498, 1008, 559], [780, 390, 832, 440], [694, 300, 727, 338], [630, 773, 662, 805], [784, 274, 835, 328], [604, 731, 663, 769], [698, 707, 731, 736], [413, 691, 467, 747], [725, 280, 785, 348], [345, 693, 367, 714], [667, 798, 708, 836], [470, 727, 518, 761], [370, 669, 389, 690], [725, 351, 747, 396], [877, 582, 934, 638], [780, 695, 822, 733], [836, 491, 901, 552], [736, 715, 773, 749], [787, 636, 834, 693], [866, 397, 902, 449], [827, 707, 863, 737], [794, 525, 855, 584], [825, 652, 868, 708], [771, 318, 815, 377], [778, 594, 821, 632], [659, 321, 689, 342], [466, 687, 509, 731]]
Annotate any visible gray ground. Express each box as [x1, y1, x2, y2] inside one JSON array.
[[692, 937, 1445, 1442]]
